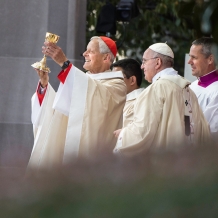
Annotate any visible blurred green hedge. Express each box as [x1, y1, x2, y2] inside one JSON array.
[[1, 146, 218, 218]]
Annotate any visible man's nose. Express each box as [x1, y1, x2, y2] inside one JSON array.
[[83, 51, 87, 56], [187, 58, 191, 64]]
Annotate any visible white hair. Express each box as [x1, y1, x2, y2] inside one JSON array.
[[152, 51, 174, 67], [90, 36, 115, 63]]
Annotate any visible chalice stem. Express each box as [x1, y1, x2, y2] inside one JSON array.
[[31, 32, 59, 73]]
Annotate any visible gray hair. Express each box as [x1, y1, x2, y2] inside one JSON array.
[[90, 36, 115, 63], [192, 37, 218, 66], [151, 51, 174, 67]]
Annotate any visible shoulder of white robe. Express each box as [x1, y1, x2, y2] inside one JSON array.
[[160, 75, 190, 89], [126, 88, 145, 101], [87, 71, 124, 80]]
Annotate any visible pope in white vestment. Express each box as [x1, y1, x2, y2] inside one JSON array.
[[114, 43, 211, 156], [27, 36, 126, 171]]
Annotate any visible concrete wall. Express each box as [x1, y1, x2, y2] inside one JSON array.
[[184, 54, 196, 82], [0, 0, 87, 166]]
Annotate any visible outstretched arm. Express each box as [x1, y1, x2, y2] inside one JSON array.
[[33, 69, 49, 105], [35, 69, 49, 88]]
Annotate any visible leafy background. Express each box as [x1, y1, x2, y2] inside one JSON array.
[[87, 0, 218, 86]]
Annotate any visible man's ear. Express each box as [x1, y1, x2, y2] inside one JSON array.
[[103, 53, 110, 61], [130, 76, 137, 86], [208, 54, 214, 65], [155, 57, 162, 70]]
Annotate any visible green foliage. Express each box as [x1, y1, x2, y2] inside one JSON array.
[[86, 0, 218, 85]]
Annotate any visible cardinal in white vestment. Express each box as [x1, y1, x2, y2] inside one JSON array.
[[27, 36, 126, 171], [188, 37, 218, 143], [114, 43, 211, 157]]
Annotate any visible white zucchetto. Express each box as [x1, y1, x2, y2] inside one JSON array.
[[149, 43, 174, 58]]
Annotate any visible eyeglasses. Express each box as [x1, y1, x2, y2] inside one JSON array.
[[141, 57, 158, 65]]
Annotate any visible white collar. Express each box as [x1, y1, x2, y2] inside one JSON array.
[[152, 67, 178, 83], [126, 88, 144, 101], [87, 71, 124, 80], [199, 69, 217, 79]]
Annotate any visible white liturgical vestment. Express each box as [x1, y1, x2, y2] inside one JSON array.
[[28, 65, 126, 171], [190, 79, 218, 142], [114, 68, 211, 156], [123, 88, 144, 127]]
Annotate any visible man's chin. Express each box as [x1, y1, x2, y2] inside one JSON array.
[[83, 63, 89, 71], [191, 71, 197, 77], [144, 76, 151, 83]]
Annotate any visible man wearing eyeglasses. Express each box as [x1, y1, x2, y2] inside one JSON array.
[[113, 43, 211, 156]]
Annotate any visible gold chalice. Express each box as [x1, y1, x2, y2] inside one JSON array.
[[31, 32, 60, 73]]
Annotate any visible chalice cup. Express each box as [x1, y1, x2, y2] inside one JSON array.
[[31, 32, 60, 73]]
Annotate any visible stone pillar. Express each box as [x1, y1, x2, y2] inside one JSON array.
[[0, 0, 87, 166]]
